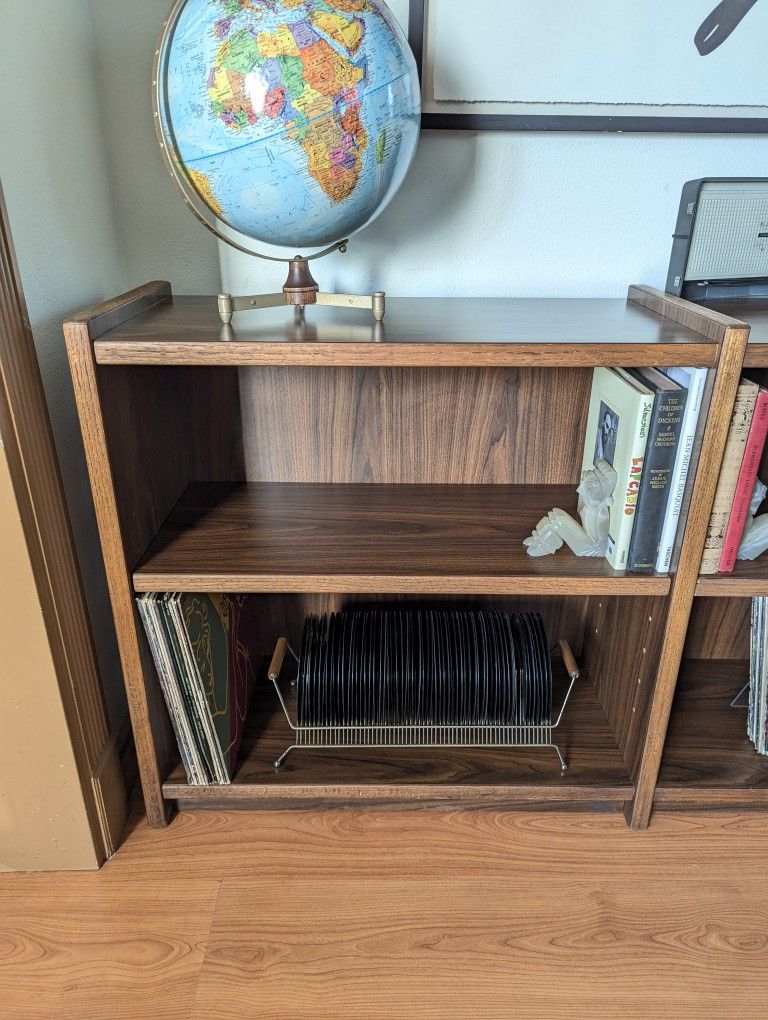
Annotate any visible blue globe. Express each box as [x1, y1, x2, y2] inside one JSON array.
[[157, 0, 420, 249]]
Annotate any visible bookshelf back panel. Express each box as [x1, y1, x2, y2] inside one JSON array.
[[685, 597, 751, 660], [239, 593, 591, 666], [238, 366, 593, 485], [583, 595, 668, 778]]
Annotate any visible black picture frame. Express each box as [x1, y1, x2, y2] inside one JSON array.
[[407, 0, 768, 134]]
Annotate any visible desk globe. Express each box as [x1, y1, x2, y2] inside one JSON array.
[[154, 0, 420, 323]]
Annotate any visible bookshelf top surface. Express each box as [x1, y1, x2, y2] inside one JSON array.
[[91, 295, 719, 367], [697, 300, 768, 366]]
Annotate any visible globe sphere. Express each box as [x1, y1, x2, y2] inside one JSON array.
[[156, 0, 420, 251]]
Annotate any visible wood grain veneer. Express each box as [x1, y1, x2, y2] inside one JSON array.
[[583, 595, 667, 780], [655, 659, 768, 805], [238, 366, 593, 485], [696, 562, 768, 596], [684, 597, 751, 660], [162, 670, 633, 807], [627, 315, 751, 828], [5, 808, 768, 1017], [65, 286, 245, 826], [64, 281, 752, 830], [92, 294, 719, 368], [134, 482, 670, 596], [194, 876, 768, 1019]]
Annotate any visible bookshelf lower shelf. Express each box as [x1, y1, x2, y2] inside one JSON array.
[[656, 659, 768, 807], [162, 672, 633, 808]]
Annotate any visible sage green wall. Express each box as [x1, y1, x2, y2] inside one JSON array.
[[0, 0, 126, 726]]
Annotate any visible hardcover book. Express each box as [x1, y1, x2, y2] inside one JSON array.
[[581, 367, 654, 571], [625, 368, 687, 574], [700, 378, 760, 575], [719, 387, 768, 573], [656, 367, 709, 574]]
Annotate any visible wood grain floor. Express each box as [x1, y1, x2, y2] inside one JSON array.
[[2, 807, 768, 1018]]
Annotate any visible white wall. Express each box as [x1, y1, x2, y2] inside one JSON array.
[[0, 0, 127, 725], [222, 0, 768, 298]]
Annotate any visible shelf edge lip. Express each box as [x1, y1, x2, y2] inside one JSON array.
[[695, 576, 768, 597], [94, 340, 719, 369], [744, 344, 768, 368], [133, 572, 670, 596], [654, 787, 768, 805], [161, 781, 634, 802]]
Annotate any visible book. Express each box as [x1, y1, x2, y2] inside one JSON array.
[[700, 378, 760, 574], [655, 367, 708, 574], [625, 368, 687, 574], [719, 387, 768, 573], [136, 592, 258, 784], [581, 367, 654, 570]]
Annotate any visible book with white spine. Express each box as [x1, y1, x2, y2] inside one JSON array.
[[656, 367, 708, 574]]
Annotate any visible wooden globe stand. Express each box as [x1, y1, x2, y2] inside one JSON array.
[[218, 255, 385, 325]]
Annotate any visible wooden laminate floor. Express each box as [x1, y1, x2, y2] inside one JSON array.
[[2, 806, 768, 1018]]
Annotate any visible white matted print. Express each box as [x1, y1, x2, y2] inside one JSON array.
[[410, 0, 768, 129]]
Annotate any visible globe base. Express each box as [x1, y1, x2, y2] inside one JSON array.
[[218, 258, 386, 327]]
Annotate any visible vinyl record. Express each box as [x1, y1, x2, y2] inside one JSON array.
[[532, 612, 553, 723], [525, 612, 544, 725], [502, 612, 518, 726], [521, 613, 540, 724]]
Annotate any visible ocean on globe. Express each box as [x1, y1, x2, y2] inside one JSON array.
[[158, 0, 420, 250]]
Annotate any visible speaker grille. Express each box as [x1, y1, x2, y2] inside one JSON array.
[[687, 183, 768, 281]]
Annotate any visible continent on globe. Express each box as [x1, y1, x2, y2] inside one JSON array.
[[209, 4, 370, 203]]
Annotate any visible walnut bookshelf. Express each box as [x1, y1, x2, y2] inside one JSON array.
[[64, 283, 748, 830]]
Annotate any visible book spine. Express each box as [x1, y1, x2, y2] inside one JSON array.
[[627, 388, 688, 573], [700, 383, 760, 574], [719, 389, 768, 573], [655, 369, 706, 573], [606, 394, 654, 570]]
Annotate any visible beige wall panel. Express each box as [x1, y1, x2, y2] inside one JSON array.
[[0, 441, 97, 872]]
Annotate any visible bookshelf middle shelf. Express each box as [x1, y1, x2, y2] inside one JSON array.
[[132, 481, 671, 596]]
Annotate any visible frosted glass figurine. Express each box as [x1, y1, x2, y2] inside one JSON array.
[[737, 479, 768, 561], [524, 460, 618, 559]]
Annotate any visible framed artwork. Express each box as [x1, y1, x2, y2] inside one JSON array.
[[408, 0, 768, 132]]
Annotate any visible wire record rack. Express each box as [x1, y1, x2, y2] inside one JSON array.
[[268, 609, 580, 771]]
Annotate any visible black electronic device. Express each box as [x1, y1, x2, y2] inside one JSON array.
[[666, 178, 768, 303]]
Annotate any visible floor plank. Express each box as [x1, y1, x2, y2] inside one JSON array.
[[0, 878, 219, 1020], [193, 877, 768, 1019], [2, 807, 768, 1018], [113, 805, 768, 882]]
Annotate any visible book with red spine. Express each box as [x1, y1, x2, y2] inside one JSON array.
[[719, 387, 768, 573]]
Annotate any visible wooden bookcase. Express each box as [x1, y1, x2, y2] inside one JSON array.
[[63, 282, 749, 830], [657, 303, 768, 810]]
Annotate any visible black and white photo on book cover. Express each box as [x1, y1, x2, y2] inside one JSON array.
[[594, 401, 619, 467]]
